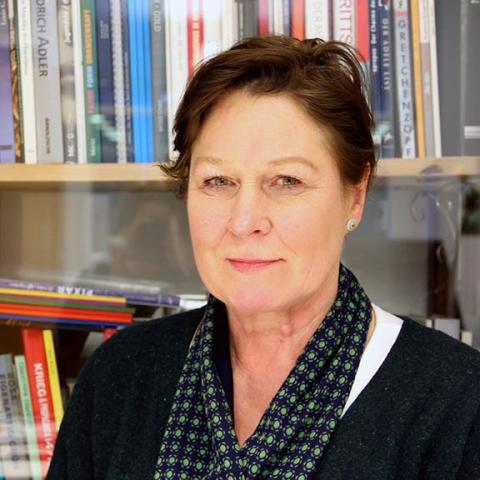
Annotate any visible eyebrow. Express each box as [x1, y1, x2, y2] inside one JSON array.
[[192, 156, 319, 171]]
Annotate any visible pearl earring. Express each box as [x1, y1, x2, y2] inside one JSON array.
[[346, 218, 357, 232]]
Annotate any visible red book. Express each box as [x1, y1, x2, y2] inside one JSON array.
[[187, 0, 204, 77], [291, 0, 305, 39], [258, 0, 269, 35], [356, 0, 370, 63], [22, 328, 57, 478]]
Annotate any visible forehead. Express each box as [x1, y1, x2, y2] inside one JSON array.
[[190, 91, 335, 170]]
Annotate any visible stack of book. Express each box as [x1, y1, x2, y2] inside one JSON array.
[[0, 329, 63, 479], [1, 0, 476, 165]]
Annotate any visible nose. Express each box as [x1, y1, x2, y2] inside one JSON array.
[[227, 183, 272, 238]]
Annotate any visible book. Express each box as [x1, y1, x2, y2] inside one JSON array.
[[30, 0, 64, 163], [21, 329, 57, 477], [235, 0, 258, 39], [71, 0, 87, 163], [188, 0, 204, 75], [203, 0, 222, 59], [128, 0, 141, 163], [81, 0, 102, 162], [0, 0, 15, 164], [369, 0, 382, 151], [95, 0, 117, 163], [305, 0, 331, 41], [333, 0, 356, 46], [57, 0, 78, 163], [258, 0, 269, 35], [393, 0, 416, 158], [0, 354, 30, 479], [14, 355, 42, 480], [16, 0, 37, 163], [42, 330, 64, 431], [356, 0, 369, 66], [291, 0, 305, 39]]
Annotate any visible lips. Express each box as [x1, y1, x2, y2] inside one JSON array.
[[227, 258, 282, 273]]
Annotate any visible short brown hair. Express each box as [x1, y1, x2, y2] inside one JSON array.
[[161, 36, 376, 197]]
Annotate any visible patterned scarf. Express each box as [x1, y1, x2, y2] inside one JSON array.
[[154, 263, 371, 479]]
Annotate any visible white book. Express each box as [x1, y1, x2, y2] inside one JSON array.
[[332, 0, 355, 46], [111, 0, 127, 163], [30, 0, 64, 163], [165, 0, 189, 161], [221, 0, 236, 50], [71, 0, 87, 163], [305, 0, 331, 41], [203, 0, 222, 59], [272, 0, 284, 35], [17, 0, 37, 164], [427, 0, 442, 157]]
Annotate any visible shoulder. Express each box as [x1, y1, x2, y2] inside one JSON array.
[[84, 307, 204, 382]]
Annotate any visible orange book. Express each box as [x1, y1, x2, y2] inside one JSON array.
[[21, 328, 57, 478], [187, 0, 204, 77], [410, 0, 426, 158], [356, 0, 369, 63], [291, 0, 305, 40]]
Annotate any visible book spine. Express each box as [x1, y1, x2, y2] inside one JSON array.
[[3, 313, 129, 328], [393, 0, 416, 158], [356, 0, 369, 64], [272, 0, 284, 35], [42, 331, 64, 431], [120, 0, 133, 162], [0, 354, 31, 478], [165, 0, 188, 161], [17, 0, 37, 163], [141, 0, 154, 163], [30, 0, 64, 163], [71, 0, 87, 163], [221, 0, 236, 49], [110, 0, 127, 163], [461, 0, 480, 155], [7, 0, 22, 163], [305, 0, 331, 41], [81, 0, 102, 162], [369, 0, 382, 151], [14, 355, 42, 480], [151, 0, 169, 163], [188, 0, 204, 75], [410, 0, 425, 158], [203, 0, 222, 59], [291, 0, 305, 39], [128, 0, 140, 163], [377, 0, 396, 158], [427, 0, 441, 157], [258, 0, 269, 34], [0, 278, 181, 306], [333, 0, 356, 46], [418, 0, 434, 157], [57, 0, 78, 163], [0, 0, 15, 164], [282, 0, 291, 35], [95, 0, 116, 163], [21, 329, 56, 477]]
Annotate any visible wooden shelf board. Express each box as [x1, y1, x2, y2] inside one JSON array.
[[0, 157, 478, 191]]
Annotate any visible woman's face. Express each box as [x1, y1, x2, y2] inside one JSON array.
[[187, 91, 368, 316]]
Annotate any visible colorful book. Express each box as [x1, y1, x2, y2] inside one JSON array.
[[57, 0, 78, 163], [291, 0, 305, 39], [81, 0, 102, 162], [151, 0, 169, 163], [141, 0, 154, 163], [96, 0, 117, 163], [356, 0, 369, 66], [258, 0, 269, 35], [0, 0, 15, 164], [188, 0, 204, 75], [21, 329, 57, 478], [393, 0, 416, 158], [16, 0, 38, 163], [0, 354, 31, 479], [30, 0, 64, 163], [14, 355, 42, 480], [42, 331, 64, 431]]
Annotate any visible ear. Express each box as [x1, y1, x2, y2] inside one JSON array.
[[346, 166, 371, 227]]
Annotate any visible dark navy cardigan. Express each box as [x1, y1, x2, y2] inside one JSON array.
[[47, 308, 480, 480]]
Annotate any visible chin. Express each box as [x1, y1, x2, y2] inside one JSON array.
[[221, 287, 284, 315]]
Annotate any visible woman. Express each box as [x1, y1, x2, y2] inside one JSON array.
[[48, 37, 480, 479]]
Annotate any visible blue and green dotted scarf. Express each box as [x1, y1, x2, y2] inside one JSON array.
[[154, 263, 371, 479]]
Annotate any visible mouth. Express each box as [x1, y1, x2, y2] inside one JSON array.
[[226, 258, 282, 273]]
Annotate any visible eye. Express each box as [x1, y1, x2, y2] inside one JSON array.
[[274, 175, 302, 188], [203, 176, 235, 189]]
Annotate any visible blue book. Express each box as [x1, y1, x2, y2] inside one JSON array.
[[0, 313, 130, 329], [377, 0, 396, 158], [0, 0, 15, 164], [142, 0, 154, 163], [369, 0, 382, 156], [96, 0, 117, 162], [128, 0, 141, 163]]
